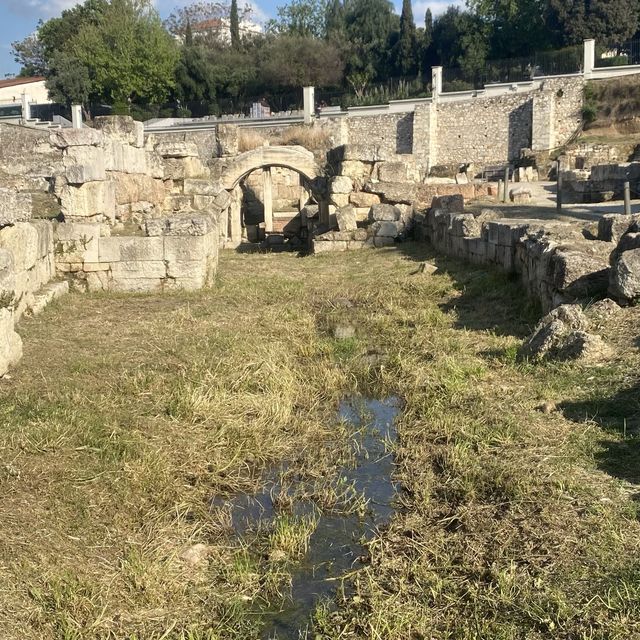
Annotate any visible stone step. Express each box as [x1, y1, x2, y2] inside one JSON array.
[[29, 281, 69, 316]]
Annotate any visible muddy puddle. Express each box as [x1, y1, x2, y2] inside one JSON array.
[[212, 396, 401, 639]]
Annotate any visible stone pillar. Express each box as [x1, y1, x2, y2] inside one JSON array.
[[263, 167, 273, 232], [21, 93, 31, 121], [303, 86, 315, 124], [230, 187, 242, 246], [532, 92, 555, 151], [413, 103, 438, 174], [584, 39, 595, 78], [432, 67, 443, 103], [71, 105, 83, 129]]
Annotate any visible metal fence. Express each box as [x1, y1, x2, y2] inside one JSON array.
[[443, 45, 583, 92], [596, 39, 640, 68]]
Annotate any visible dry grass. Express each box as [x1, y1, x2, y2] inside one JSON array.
[[237, 125, 331, 154], [1, 245, 639, 639]]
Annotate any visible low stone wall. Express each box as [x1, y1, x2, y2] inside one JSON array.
[[54, 215, 219, 293], [416, 197, 613, 311], [0, 213, 66, 376], [560, 162, 640, 203]]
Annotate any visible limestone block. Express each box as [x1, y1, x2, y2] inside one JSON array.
[[354, 228, 368, 241], [431, 194, 464, 213], [93, 116, 144, 147], [349, 192, 380, 208], [146, 151, 165, 179], [104, 140, 147, 174], [451, 214, 481, 238], [163, 157, 209, 180], [340, 161, 370, 181], [369, 204, 401, 222], [214, 190, 231, 210], [60, 181, 116, 221], [610, 248, 640, 301], [30, 221, 54, 260], [155, 141, 199, 158], [330, 176, 353, 194], [183, 179, 222, 196], [551, 249, 609, 298], [364, 181, 416, 205], [86, 271, 110, 292], [0, 189, 32, 227], [331, 194, 350, 208], [193, 196, 216, 211], [50, 128, 103, 149], [510, 186, 532, 203], [378, 162, 408, 183], [0, 308, 22, 377], [597, 214, 639, 243], [145, 215, 214, 237], [336, 206, 357, 232], [99, 236, 164, 263], [55, 222, 100, 263], [110, 260, 166, 279], [110, 173, 166, 207], [63, 146, 106, 184], [313, 240, 348, 253], [0, 223, 39, 272], [166, 260, 206, 279], [164, 195, 194, 213], [164, 235, 208, 262], [83, 262, 110, 272], [371, 221, 401, 238], [110, 277, 164, 292], [347, 240, 367, 250], [216, 124, 239, 157]]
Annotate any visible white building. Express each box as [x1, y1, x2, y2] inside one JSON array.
[[0, 76, 51, 106], [191, 17, 262, 44]]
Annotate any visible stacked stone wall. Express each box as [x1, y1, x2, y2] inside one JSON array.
[[417, 199, 612, 311]]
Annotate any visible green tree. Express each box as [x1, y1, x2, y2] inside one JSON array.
[[325, 0, 345, 40], [72, 0, 179, 107], [11, 32, 46, 77], [432, 7, 489, 77], [257, 34, 344, 87], [45, 51, 92, 106], [268, 0, 328, 38], [394, 0, 418, 76], [344, 0, 397, 81], [230, 0, 240, 47]]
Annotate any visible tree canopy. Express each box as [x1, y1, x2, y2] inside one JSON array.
[[11, 0, 640, 116]]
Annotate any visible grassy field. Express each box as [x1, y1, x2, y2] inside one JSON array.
[[1, 244, 639, 639]]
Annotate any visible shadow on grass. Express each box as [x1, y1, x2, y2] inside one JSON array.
[[560, 383, 640, 486], [398, 242, 540, 338]]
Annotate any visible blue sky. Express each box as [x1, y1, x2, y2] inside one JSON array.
[[0, 0, 463, 78]]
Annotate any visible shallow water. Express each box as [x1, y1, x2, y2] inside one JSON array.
[[213, 397, 401, 639]]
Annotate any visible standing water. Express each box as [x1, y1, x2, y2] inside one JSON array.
[[213, 397, 401, 639]]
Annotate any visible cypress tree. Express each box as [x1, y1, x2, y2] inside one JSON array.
[[325, 0, 345, 39], [230, 0, 240, 49], [396, 0, 417, 75]]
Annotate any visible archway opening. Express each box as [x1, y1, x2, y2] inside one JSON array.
[[226, 164, 325, 251]]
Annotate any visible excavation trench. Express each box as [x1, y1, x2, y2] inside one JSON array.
[[212, 396, 401, 639]]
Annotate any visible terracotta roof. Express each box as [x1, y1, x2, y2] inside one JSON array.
[[0, 76, 45, 89]]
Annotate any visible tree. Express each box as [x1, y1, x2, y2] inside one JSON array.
[[257, 34, 344, 87], [267, 0, 328, 38], [11, 0, 109, 76], [230, 0, 240, 48], [325, 0, 345, 40], [344, 0, 397, 81], [394, 0, 418, 76], [432, 7, 489, 76], [11, 32, 46, 77], [72, 0, 179, 107], [45, 51, 92, 106]]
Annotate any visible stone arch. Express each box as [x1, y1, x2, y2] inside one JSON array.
[[219, 145, 326, 246], [219, 145, 321, 190]]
